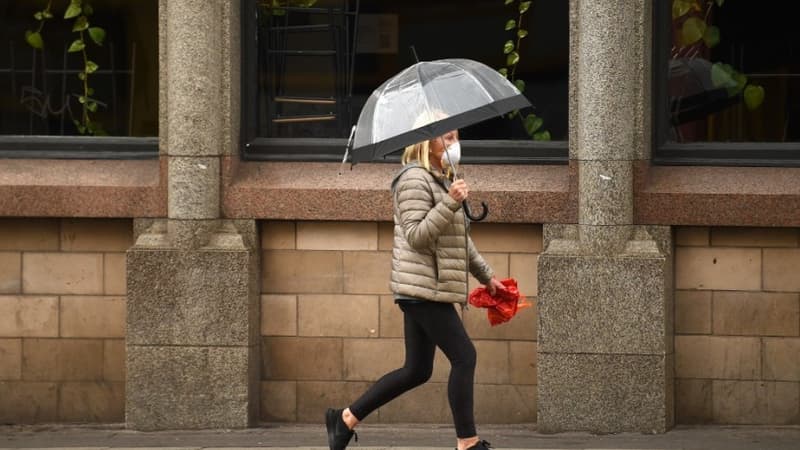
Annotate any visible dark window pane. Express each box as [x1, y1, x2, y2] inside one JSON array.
[[253, 0, 567, 142], [0, 0, 158, 137], [667, 0, 800, 143]]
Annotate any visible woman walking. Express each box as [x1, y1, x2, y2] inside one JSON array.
[[326, 127, 504, 450]]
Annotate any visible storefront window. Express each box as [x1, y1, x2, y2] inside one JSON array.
[[243, 0, 568, 162], [656, 0, 800, 164], [0, 0, 158, 157]]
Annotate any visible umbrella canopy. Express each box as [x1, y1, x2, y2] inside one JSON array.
[[350, 58, 531, 163]]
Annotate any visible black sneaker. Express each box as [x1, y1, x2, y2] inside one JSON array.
[[465, 440, 492, 450], [325, 408, 357, 450]]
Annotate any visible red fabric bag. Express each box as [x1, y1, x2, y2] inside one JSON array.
[[468, 278, 531, 326]]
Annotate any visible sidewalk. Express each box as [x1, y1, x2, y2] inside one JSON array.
[[2, 423, 800, 450]]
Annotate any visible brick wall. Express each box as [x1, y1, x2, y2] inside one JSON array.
[[0, 219, 130, 424], [674, 227, 800, 424], [260, 221, 541, 423]]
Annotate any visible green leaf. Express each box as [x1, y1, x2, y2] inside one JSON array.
[[87, 88, 94, 95], [88, 27, 105, 45], [78, 95, 87, 104], [703, 25, 720, 48], [730, 72, 747, 96], [74, 120, 87, 134], [25, 31, 44, 49], [681, 17, 706, 46], [514, 79, 525, 93], [715, 0, 725, 6], [34, 11, 43, 20], [498, 68, 508, 78], [505, 0, 513, 4], [517, 29, 528, 39], [710, 62, 736, 89], [507, 110, 519, 119], [72, 16, 89, 31], [67, 39, 85, 52], [506, 51, 519, 66], [533, 130, 551, 141], [85, 60, 98, 73], [519, 1, 531, 14], [524, 114, 543, 135], [87, 101, 98, 112], [43, 10, 53, 18], [78, 72, 86, 80], [503, 40, 514, 54], [505, 19, 516, 31], [743, 84, 764, 110], [83, 3, 93, 15], [64, 3, 82, 19], [672, 0, 692, 19]]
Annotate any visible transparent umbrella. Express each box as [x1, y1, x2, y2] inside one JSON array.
[[343, 58, 530, 220]]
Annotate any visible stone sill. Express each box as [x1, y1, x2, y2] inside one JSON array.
[[0, 158, 166, 217], [635, 164, 800, 226], [223, 160, 577, 223]]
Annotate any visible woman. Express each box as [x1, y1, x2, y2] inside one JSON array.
[[326, 127, 504, 450]]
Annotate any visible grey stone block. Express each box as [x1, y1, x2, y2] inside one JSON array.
[[127, 247, 258, 346], [537, 352, 674, 433], [538, 252, 670, 354], [168, 157, 220, 220], [126, 345, 258, 430], [578, 160, 633, 226]]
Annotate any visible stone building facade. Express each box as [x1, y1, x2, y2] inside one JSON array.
[[1, 0, 798, 432]]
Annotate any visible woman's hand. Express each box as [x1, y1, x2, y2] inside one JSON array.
[[486, 277, 505, 296], [448, 179, 469, 202]]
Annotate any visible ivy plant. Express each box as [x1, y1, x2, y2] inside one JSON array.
[[672, 0, 764, 111], [498, 0, 550, 141], [25, 0, 107, 135]]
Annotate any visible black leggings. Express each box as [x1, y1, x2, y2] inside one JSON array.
[[349, 301, 477, 438]]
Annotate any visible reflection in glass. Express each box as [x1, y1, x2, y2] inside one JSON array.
[[668, 0, 799, 143], [255, 0, 568, 141]]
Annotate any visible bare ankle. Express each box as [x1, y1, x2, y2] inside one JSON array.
[[457, 436, 480, 450], [341, 408, 359, 430]]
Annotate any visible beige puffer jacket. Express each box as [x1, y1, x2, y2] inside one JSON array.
[[389, 163, 494, 304]]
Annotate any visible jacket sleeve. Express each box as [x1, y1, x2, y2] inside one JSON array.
[[467, 236, 494, 284], [395, 169, 461, 251]]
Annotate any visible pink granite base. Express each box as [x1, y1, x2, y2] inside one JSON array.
[[0, 158, 166, 217], [635, 163, 800, 226], [221, 158, 577, 223]]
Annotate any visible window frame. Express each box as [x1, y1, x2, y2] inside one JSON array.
[[240, 0, 568, 165], [652, 0, 800, 167]]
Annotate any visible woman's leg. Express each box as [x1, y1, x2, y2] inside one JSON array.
[[346, 304, 436, 422], [402, 302, 478, 444]]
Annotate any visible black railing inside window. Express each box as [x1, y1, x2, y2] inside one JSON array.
[[2, 41, 137, 135]]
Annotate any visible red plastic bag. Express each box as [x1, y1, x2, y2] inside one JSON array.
[[468, 278, 531, 326]]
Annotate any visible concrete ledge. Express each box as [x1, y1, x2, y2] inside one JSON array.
[[222, 159, 576, 223], [0, 159, 166, 218], [636, 164, 800, 226]]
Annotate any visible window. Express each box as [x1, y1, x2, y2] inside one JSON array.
[[242, 0, 568, 163], [0, 0, 158, 158], [654, 0, 800, 165]]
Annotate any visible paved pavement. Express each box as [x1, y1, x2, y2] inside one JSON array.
[[2, 423, 800, 450]]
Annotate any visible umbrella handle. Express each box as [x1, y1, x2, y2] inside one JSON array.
[[463, 200, 488, 221]]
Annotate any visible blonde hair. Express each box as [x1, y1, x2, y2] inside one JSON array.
[[401, 140, 432, 171], [400, 110, 448, 171]]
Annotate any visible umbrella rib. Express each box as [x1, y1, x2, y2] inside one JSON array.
[[449, 60, 496, 104]]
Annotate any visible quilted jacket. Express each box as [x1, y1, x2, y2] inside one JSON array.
[[389, 163, 494, 304]]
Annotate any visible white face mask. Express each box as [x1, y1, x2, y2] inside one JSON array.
[[441, 141, 461, 169]]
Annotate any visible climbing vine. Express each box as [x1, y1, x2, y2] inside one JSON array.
[[498, 0, 550, 141], [25, 0, 107, 135]]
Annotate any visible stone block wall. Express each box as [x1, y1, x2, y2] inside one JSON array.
[[674, 226, 800, 424], [259, 221, 541, 423], [0, 218, 131, 423]]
